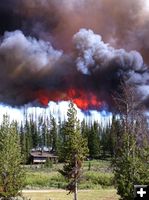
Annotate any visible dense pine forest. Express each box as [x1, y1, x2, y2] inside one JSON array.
[[0, 99, 148, 200], [0, 110, 119, 164], [1, 102, 149, 167]]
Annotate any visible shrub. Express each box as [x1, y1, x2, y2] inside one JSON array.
[[82, 171, 114, 187]]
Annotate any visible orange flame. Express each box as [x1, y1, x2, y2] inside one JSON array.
[[35, 88, 102, 110]]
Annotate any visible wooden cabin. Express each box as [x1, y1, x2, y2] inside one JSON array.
[[30, 150, 58, 164]]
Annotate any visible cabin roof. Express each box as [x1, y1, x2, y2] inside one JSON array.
[[30, 151, 58, 158]]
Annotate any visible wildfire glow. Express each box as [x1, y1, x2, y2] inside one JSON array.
[[35, 89, 103, 110]]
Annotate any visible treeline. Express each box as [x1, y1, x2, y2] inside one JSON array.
[[0, 112, 122, 163]]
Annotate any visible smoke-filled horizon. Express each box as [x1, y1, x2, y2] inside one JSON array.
[[0, 0, 149, 111]]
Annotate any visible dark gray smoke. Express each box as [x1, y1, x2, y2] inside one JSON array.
[[0, 30, 73, 106], [0, 0, 149, 110], [73, 29, 149, 106], [73, 29, 144, 75], [0, 28, 148, 110], [0, 1, 149, 56]]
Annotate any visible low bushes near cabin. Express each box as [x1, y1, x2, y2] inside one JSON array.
[[24, 169, 114, 189], [82, 171, 114, 187]]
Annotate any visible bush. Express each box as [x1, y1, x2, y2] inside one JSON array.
[[25, 172, 67, 189], [44, 159, 53, 168], [25, 170, 114, 189], [82, 171, 114, 188]]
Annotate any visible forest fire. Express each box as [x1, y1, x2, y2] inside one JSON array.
[[68, 89, 102, 110], [0, 0, 149, 111], [36, 88, 102, 110]]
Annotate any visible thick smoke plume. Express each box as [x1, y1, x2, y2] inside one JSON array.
[[0, 29, 148, 110], [1, 1, 149, 54], [0, 0, 149, 110]]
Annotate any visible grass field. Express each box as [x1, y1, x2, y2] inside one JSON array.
[[23, 160, 119, 199], [23, 189, 119, 200], [25, 160, 114, 189]]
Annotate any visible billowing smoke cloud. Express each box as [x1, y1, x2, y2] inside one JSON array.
[[73, 29, 149, 107], [0, 0, 149, 110], [73, 29, 144, 75], [1, 1, 149, 56], [0, 30, 71, 106], [0, 28, 149, 110]]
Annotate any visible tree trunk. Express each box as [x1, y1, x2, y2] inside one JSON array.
[[74, 154, 78, 200], [74, 179, 78, 200]]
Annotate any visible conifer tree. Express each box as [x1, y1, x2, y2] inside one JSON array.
[[19, 122, 27, 163], [59, 102, 88, 200], [101, 124, 111, 158], [24, 119, 32, 163], [81, 119, 89, 138], [29, 117, 39, 149], [88, 121, 100, 158], [57, 120, 67, 162], [50, 116, 58, 153], [41, 119, 48, 147], [0, 115, 25, 198], [109, 115, 122, 157], [113, 132, 149, 200], [113, 86, 149, 200]]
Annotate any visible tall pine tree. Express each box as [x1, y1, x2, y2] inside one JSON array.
[[50, 116, 58, 153], [59, 102, 88, 200], [88, 121, 100, 159], [0, 115, 25, 198]]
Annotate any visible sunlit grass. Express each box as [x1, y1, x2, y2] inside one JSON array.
[[23, 189, 119, 200]]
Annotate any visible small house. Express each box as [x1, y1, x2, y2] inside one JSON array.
[[30, 150, 58, 164]]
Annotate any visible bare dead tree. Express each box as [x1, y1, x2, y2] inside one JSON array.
[[113, 85, 149, 146]]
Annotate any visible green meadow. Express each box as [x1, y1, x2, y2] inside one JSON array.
[[24, 160, 114, 190]]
